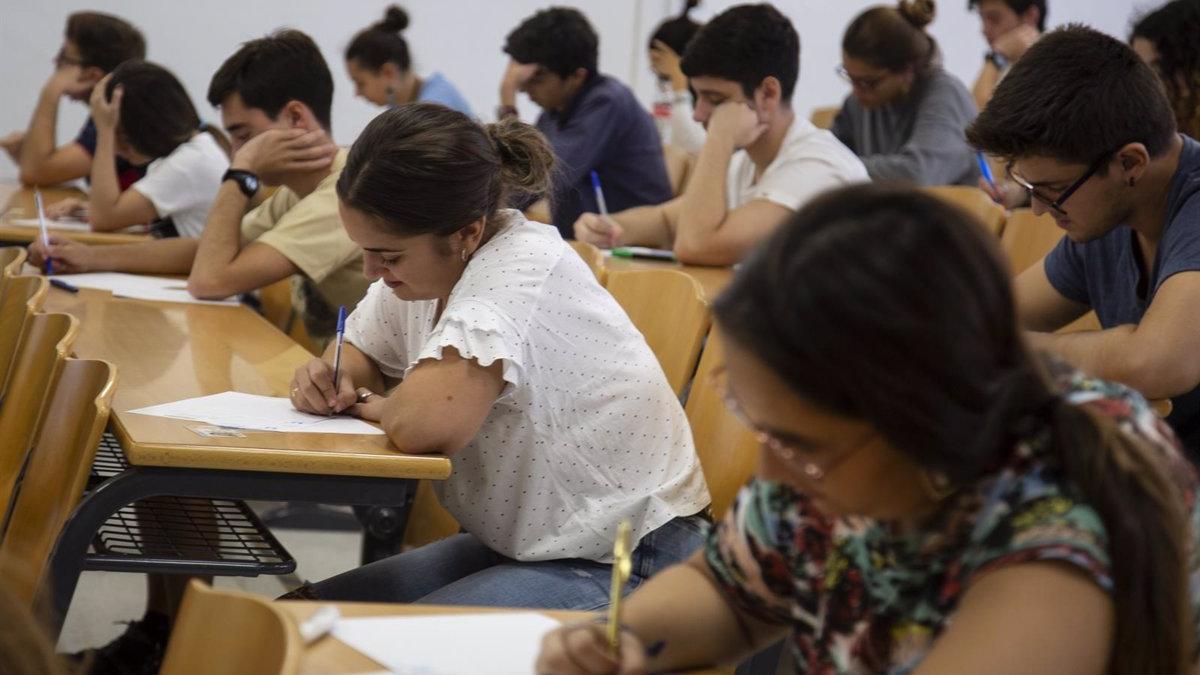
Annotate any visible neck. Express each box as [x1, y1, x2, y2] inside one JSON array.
[[746, 108, 795, 170], [396, 71, 421, 104], [1128, 134, 1184, 244]]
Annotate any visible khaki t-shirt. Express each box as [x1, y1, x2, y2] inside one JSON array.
[[240, 149, 366, 340]]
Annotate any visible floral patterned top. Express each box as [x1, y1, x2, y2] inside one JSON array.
[[706, 368, 1200, 673]]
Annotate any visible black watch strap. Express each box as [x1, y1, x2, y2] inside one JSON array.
[[222, 169, 260, 198]]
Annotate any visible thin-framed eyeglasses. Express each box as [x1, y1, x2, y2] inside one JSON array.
[[711, 367, 875, 481], [835, 64, 887, 91], [1006, 148, 1120, 217]]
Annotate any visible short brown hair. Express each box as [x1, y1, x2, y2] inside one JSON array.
[[65, 12, 145, 73]]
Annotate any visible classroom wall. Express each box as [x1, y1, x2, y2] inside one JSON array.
[[0, 0, 1159, 181]]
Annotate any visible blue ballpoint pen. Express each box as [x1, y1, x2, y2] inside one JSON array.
[[589, 170, 609, 217], [330, 306, 347, 414], [34, 189, 52, 275], [976, 151, 998, 194]]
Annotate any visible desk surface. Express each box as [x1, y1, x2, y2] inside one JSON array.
[[0, 183, 151, 245], [43, 286, 451, 480], [279, 601, 732, 675], [604, 256, 733, 301]]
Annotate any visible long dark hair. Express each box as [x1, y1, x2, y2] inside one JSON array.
[[345, 5, 412, 73], [105, 61, 230, 159], [337, 103, 554, 238], [713, 184, 1192, 675], [1131, 0, 1200, 139], [843, 0, 940, 75]]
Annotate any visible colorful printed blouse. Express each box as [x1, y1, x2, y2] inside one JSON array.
[[706, 369, 1200, 673]]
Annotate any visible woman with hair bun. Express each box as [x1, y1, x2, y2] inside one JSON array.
[[284, 103, 710, 608], [344, 5, 473, 116], [831, 0, 980, 186], [648, 0, 706, 152]]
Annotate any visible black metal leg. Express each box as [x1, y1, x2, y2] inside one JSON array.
[[353, 501, 415, 565]]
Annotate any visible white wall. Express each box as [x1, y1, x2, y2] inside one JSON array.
[[0, 0, 1160, 181]]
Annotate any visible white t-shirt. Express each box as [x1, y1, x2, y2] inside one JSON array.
[[726, 116, 869, 211], [656, 90, 706, 154], [344, 211, 710, 562], [131, 131, 228, 238]]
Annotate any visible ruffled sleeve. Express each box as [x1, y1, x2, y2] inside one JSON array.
[[409, 298, 526, 393]]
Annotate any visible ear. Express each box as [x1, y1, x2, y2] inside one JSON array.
[[281, 101, 317, 131], [568, 67, 589, 87], [455, 217, 486, 252], [80, 66, 105, 86], [755, 76, 783, 115], [379, 61, 401, 82], [1022, 5, 1041, 28], [1117, 142, 1151, 180]]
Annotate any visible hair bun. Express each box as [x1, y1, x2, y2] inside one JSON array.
[[898, 0, 935, 29], [484, 117, 554, 201], [681, 0, 699, 17], [377, 5, 409, 33]]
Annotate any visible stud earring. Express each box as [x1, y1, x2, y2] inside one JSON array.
[[460, 248, 469, 262]]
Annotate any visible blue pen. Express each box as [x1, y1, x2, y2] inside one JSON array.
[[976, 151, 998, 193], [330, 305, 347, 413], [589, 170, 609, 217], [34, 189, 52, 275]]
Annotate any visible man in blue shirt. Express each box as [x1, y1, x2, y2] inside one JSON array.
[[497, 7, 672, 238], [968, 25, 1200, 457]]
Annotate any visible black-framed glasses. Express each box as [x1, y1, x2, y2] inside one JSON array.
[[1006, 148, 1119, 217], [835, 65, 887, 91]]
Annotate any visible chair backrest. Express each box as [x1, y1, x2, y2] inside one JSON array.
[[607, 269, 710, 397], [0, 313, 78, 524], [567, 240, 608, 286], [0, 248, 27, 296], [923, 185, 1006, 236], [0, 358, 115, 606], [809, 106, 840, 130], [161, 580, 301, 675], [663, 143, 696, 197], [684, 331, 759, 519], [0, 276, 48, 397], [999, 208, 1063, 275]]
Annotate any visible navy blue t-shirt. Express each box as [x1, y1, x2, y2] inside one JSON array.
[[1045, 134, 1200, 453], [535, 74, 673, 238], [76, 117, 147, 190]]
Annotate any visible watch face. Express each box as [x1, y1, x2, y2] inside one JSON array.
[[245, 175, 259, 193]]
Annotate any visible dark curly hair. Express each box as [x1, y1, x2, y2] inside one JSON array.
[[1130, 0, 1200, 139], [680, 3, 799, 101], [503, 7, 598, 78]]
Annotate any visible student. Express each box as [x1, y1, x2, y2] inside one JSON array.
[[2, 12, 146, 189], [43, 61, 230, 238], [574, 4, 867, 266], [968, 0, 1046, 110], [29, 31, 367, 343], [1131, 0, 1200, 139], [831, 0, 980, 186], [282, 103, 710, 608], [648, 0, 706, 153], [966, 26, 1200, 456], [536, 184, 1200, 675], [345, 5, 474, 116], [498, 7, 672, 237]]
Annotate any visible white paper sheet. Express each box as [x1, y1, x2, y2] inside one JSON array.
[[332, 612, 562, 675], [9, 217, 92, 231], [51, 272, 239, 305], [127, 391, 386, 435]]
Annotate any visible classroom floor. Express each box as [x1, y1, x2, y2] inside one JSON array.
[[57, 507, 363, 652]]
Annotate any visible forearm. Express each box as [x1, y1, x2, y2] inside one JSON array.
[[972, 62, 1001, 111], [188, 182, 250, 295], [87, 126, 124, 230], [18, 87, 63, 184], [624, 555, 787, 671], [1027, 326, 1193, 399], [612, 203, 674, 248], [322, 341, 386, 394], [89, 239, 199, 274], [674, 135, 735, 259]]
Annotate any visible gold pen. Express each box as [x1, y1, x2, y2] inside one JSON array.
[[606, 519, 633, 656]]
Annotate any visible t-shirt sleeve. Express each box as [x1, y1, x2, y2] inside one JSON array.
[[1156, 192, 1200, 286], [744, 153, 859, 212], [1043, 236, 1091, 305], [410, 298, 526, 392], [75, 118, 97, 156], [130, 144, 218, 222], [248, 187, 359, 284], [704, 480, 832, 628]]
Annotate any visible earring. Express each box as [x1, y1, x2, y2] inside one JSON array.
[[919, 469, 954, 501], [460, 248, 469, 262]]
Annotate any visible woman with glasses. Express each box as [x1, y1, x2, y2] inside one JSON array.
[[830, 0, 980, 186], [536, 184, 1200, 675]]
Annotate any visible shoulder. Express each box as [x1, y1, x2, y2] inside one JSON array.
[[920, 69, 977, 111], [773, 120, 868, 177]]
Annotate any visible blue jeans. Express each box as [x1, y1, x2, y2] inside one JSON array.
[[304, 515, 709, 610]]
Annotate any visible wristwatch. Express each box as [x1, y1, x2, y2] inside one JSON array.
[[222, 169, 260, 198]]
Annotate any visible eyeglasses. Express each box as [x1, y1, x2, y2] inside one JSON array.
[[1006, 148, 1119, 217], [712, 367, 875, 481], [835, 65, 887, 91]]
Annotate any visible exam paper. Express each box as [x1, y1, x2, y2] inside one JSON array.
[[51, 273, 239, 306], [9, 217, 92, 231], [127, 391, 386, 435], [332, 612, 562, 675]]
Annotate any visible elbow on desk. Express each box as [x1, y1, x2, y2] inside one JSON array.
[[673, 235, 740, 268], [186, 275, 238, 301], [381, 412, 465, 457]]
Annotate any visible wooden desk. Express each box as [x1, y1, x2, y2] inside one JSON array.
[[0, 183, 150, 245], [604, 256, 733, 301], [43, 285, 451, 629], [280, 601, 733, 675]]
